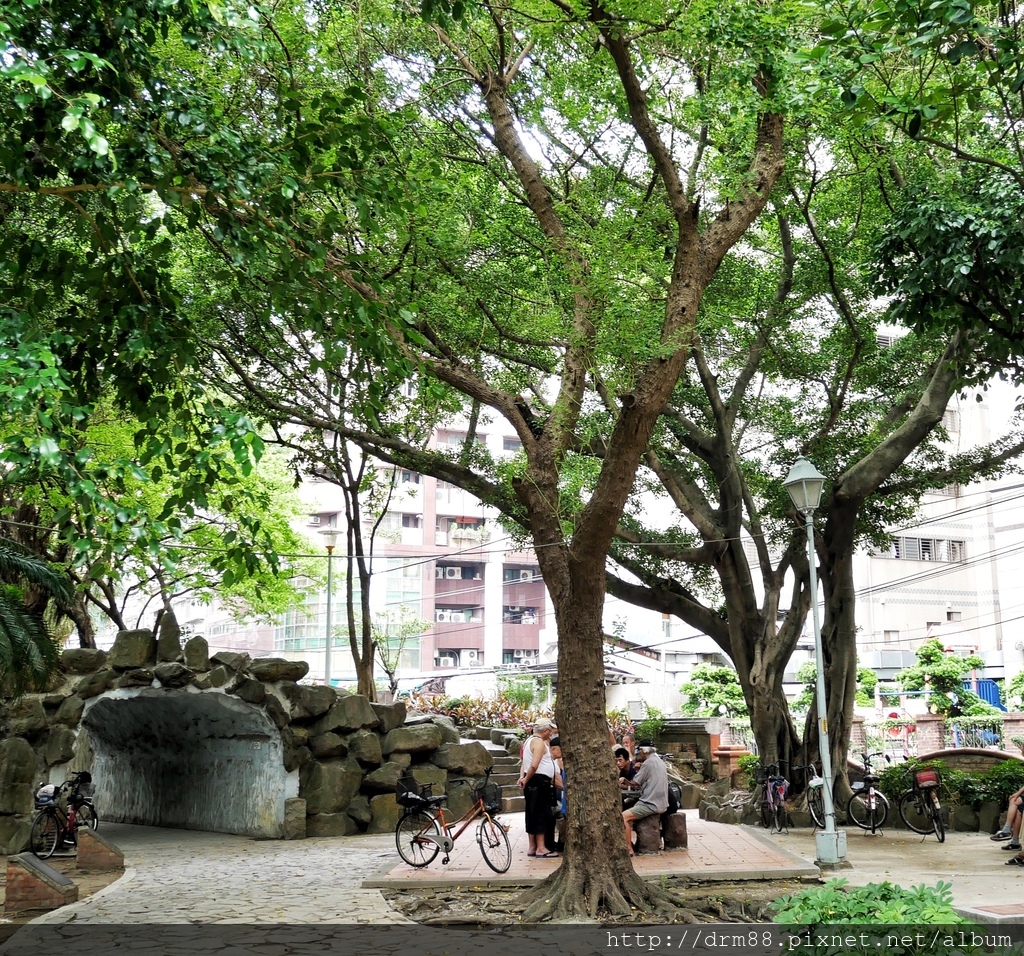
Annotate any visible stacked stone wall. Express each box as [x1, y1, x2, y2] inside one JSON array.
[[0, 614, 493, 851]]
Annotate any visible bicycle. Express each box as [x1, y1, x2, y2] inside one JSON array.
[[792, 762, 826, 829], [30, 771, 98, 858], [897, 763, 945, 842], [755, 762, 789, 833], [844, 751, 889, 833], [394, 768, 511, 873]]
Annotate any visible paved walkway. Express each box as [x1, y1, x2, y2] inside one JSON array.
[[12, 814, 1024, 930], [366, 810, 817, 888]]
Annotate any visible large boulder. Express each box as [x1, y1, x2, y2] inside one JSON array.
[[371, 701, 407, 734], [108, 629, 156, 669], [310, 733, 348, 760], [209, 651, 250, 672], [183, 636, 210, 672], [367, 794, 405, 834], [154, 663, 192, 688], [61, 648, 107, 675], [6, 698, 47, 737], [362, 761, 407, 792], [346, 731, 383, 766], [0, 738, 36, 815], [0, 816, 31, 855], [302, 757, 362, 814], [311, 694, 378, 736], [116, 668, 154, 689], [281, 683, 336, 720], [382, 724, 443, 755], [156, 609, 183, 663], [431, 716, 461, 745], [193, 666, 231, 690], [346, 795, 372, 826], [283, 798, 306, 840], [75, 669, 116, 699], [53, 696, 84, 728], [307, 812, 359, 837], [431, 742, 493, 776], [231, 679, 266, 705], [44, 727, 76, 766], [249, 658, 309, 683]]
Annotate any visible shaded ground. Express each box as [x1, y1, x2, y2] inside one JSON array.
[[382, 878, 805, 925]]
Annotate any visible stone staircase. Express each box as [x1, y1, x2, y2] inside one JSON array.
[[489, 751, 524, 814]]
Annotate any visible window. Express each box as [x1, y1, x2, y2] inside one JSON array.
[[942, 409, 960, 432], [662, 613, 672, 638], [503, 606, 538, 624], [400, 470, 421, 484], [503, 437, 523, 452], [883, 630, 901, 643], [947, 610, 962, 622], [402, 514, 421, 529], [888, 536, 966, 562], [876, 333, 895, 348]]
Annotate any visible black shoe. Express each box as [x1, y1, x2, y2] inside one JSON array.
[[1006, 856, 1024, 866], [1003, 842, 1022, 851]]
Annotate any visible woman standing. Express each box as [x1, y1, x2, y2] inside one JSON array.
[[518, 717, 559, 857]]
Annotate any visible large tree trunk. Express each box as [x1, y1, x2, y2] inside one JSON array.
[[519, 546, 677, 919], [802, 507, 859, 804]]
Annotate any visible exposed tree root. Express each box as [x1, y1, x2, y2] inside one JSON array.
[[516, 860, 691, 922]]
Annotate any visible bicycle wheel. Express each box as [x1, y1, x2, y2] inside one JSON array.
[[395, 810, 441, 867], [928, 790, 945, 843], [807, 787, 825, 829], [759, 797, 773, 829], [846, 790, 887, 831], [773, 801, 787, 833], [898, 791, 933, 835], [75, 802, 98, 831], [30, 810, 61, 859], [477, 814, 511, 873]]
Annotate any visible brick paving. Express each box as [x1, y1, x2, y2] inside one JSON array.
[[364, 810, 819, 888]]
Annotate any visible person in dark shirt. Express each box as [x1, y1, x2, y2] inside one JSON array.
[[614, 746, 635, 785]]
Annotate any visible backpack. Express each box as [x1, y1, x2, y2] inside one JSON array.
[[665, 781, 681, 815]]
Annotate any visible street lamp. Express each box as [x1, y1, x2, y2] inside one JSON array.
[[783, 456, 847, 867], [320, 528, 339, 687]]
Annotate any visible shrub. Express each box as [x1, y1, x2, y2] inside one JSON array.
[[407, 691, 551, 729], [738, 753, 760, 790], [877, 757, 1024, 809], [771, 879, 967, 924]]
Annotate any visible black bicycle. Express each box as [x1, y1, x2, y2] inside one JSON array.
[[792, 762, 826, 829], [756, 762, 789, 833], [897, 763, 945, 842], [845, 752, 889, 833]]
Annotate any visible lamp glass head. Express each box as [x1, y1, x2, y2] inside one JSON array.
[[783, 456, 827, 512], [320, 528, 340, 549]]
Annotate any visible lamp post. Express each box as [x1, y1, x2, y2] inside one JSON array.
[[321, 528, 339, 687], [783, 456, 847, 867]]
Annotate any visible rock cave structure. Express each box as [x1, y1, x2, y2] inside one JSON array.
[[0, 614, 493, 853]]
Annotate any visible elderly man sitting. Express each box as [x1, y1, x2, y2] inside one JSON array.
[[621, 740, 668, 856]]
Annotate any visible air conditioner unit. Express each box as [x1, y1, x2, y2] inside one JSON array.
[[446, 567, 462, 579], [520, 570, 534, 582], [436, 655, 455, 668], [435, 610, 450, 623], [514, 649, 525, 658], [522, 649, 537, 659], [435, 567, 445, 578], [308, 515, 321, 525], [465, 649, 479, 662]]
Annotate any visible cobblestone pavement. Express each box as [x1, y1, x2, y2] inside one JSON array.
[[28, 823, 410, 925]]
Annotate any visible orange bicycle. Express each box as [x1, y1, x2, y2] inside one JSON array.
[[395, 768, 511, 873]]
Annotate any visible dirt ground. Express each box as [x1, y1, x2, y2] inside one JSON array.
[[0, 854, 124, 928], [382, 878, 803, 925]]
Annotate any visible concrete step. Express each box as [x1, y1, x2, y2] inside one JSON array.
[[490, 774, 519, 790], [502, 794, 525, 813]]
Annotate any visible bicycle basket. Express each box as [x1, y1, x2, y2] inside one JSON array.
[[34, 784, 59, 807], [473, 781, 503, 815], [914, 768, 941, 790], [396, 776, 431, 808]]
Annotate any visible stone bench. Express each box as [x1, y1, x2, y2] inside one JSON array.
[[633, 811, 688, 853]]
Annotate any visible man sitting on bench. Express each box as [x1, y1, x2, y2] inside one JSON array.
[[622, 740, 668, 856]]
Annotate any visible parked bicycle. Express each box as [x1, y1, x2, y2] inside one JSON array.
[[756, 762, 789, 833], [30, 770, 98, 858], [845, 752, 889, 833], [792, 762, 826, 829], [394, 767, 511, 873], [897, 763, 945, 842]]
